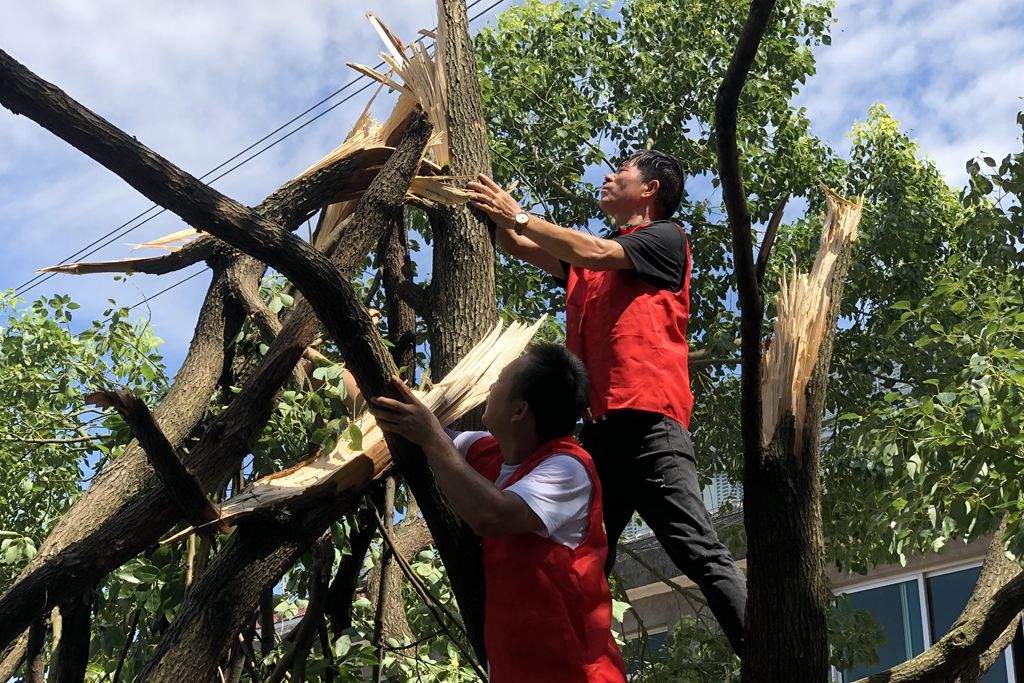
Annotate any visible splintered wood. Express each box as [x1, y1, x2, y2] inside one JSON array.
[[760, 188, 863, 459], [166, 318, 545, 541], [40, 12, 468, 276]]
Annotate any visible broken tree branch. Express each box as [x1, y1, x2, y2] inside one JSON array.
[[85, 389, 229, 535], [38, 236, 215, 276]]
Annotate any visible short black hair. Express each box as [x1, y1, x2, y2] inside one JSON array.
[[620, 149, 684, 219], [512, 343, 589, 441]]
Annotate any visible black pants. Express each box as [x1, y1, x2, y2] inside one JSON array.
[[580, 410, 747, 655]]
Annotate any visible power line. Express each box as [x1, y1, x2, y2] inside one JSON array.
[[12, 0, 505, 297]]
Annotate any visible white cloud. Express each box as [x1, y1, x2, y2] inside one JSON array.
[[798, 0, 1024, 185]]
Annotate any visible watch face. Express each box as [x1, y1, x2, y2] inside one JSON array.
[[515, 213, 529, 225]]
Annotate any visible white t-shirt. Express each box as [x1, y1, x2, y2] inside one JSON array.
[[452, 431, 592, 549]]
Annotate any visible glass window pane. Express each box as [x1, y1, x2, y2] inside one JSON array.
[[841, 579, 925, 682], [926, 567, 1010, 683]]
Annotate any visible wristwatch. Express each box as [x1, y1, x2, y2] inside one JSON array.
[[514, 212, 530, 235]]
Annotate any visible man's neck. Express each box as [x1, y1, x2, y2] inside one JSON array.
[[613, 207, 658, 229], [495, 431, 542, 466]]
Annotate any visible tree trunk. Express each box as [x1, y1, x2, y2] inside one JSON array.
[[429, 0, 498, 381]]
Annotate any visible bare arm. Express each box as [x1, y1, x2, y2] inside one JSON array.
[[368, 378, 545, 538], [469, 174, 634, 274]]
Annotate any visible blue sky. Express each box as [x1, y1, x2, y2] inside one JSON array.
[[2, 0, 1022, 375]]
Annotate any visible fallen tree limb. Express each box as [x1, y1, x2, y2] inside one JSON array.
[[85, 389, 229, 535], [38, 236, 215, 275]]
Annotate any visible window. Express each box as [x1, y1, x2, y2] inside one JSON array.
[[837, 564, 1018, 682], [841, 579, 925, 682], [926, 566, 1011, 683]]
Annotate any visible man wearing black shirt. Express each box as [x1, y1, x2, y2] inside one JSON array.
[[467, 150, 747, 655]]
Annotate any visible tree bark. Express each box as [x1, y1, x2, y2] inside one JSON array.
[[324, 497, 381, 634], [428, 0, 498, 381], [368, 516, 433, 649], [136, 491, 362, 683], [84, 389, 228, 535], [24, 618, 46, 683], [50, 593, 91, 683], [381, 219, 418, 377]]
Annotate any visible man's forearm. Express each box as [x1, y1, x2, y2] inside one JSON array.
[[522, 215, 628, 270]]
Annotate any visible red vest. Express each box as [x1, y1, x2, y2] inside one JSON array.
[[466, 435, 626, 683], [565, 222, 694, 428]]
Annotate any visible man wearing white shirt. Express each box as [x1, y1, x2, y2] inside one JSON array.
[[369, 343, 625, 682]]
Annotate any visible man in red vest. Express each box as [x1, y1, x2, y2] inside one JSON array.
[[466, 150, 747, 655], [369, 343, 626, 682]]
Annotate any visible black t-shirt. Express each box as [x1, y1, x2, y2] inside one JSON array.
[[557, 220, 688, 290]]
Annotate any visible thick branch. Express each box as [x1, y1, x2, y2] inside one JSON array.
[[861, 522, 1023, 683], [714, 0, 775, 473], [755, 194, 788, 284], [85, 389, 228, 535], [225, 259, 281, 340], [324, 497, 381, 634], [38, 236, 214, 276], [368, 515, 434, 650]]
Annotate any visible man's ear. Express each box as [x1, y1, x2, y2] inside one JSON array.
[[643, 178, 661, 200], [509, 399, 530, 425]]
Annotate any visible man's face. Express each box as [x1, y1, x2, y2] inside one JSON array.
[[482, 356, 529, 435], [599, 162, 656, 221]]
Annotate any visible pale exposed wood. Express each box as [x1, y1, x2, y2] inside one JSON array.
[[166, 317, 544, 541], [760, 188, 863, 461]]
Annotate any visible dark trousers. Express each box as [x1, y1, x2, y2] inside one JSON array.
[[580, 410, 747, 656]]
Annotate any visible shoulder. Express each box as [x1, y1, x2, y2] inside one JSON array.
[[450, 430, 492, 457], [637, 220, 687, 244], [520, 454, 591, 489]]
